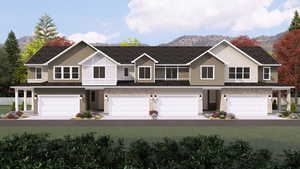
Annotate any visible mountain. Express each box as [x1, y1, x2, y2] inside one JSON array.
[[161, 33, 284, 52], [0, 36, 32, 49]]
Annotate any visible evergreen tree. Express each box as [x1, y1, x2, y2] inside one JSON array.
[[34, 14, 58, 41], [289, 10, 300, 31], [4, 31, 20, 68]]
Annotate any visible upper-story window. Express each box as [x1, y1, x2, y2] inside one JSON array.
[[35, 67, 42, 79], [94, 66, 105, 79], [200, 65, 214, 80], [124, 68, 129, 77], [138, 66, 151, 80], [54, 66, 80, 80], [166, 67, 177, 79], [229, 67, 250, 79], [263, 67, 271, 80]]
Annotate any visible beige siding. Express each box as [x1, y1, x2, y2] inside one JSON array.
[[27, 66, 48, 83], [258, 66, 278, 83], [135, 56, 155, 83], [33, 88, 86, 114], [179, 67, 189, 79], [210, 42, 258, 83], [190, 53, 225, 85], [48, 42, 96, 83]]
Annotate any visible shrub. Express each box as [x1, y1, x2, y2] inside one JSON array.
[[289, 113, 299, 119], [15, 111, 23, 117], [291, 103, 297, 113], [83, 111, 93, 118], [6, 112, 18, 119], [272, 100, 278, 110], [11, 101, 15, 111], [212, 112, 220, 118], [280, 111, 291, 117], [75, 112, 84, 118]]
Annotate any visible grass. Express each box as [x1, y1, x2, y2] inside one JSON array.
[[0, 126, 300, 154], [0, 105, 11, 114]]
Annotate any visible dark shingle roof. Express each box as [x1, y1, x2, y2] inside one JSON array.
[[26, 46, 70, 64], [96, 46, 211, 64], [26, 45, 278, 65], [238, 46, 278, 64]]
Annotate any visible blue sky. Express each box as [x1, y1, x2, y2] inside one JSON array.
[[0, 0, 299, 45]]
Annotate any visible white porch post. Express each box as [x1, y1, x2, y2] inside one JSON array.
[[287, 89, 291, 111], [31, 89, 34, 111], [278, 90, 281, 112], [23, 90, 27, 111], [15, 89, 19, 111]]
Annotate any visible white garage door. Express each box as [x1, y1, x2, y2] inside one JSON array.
[[109, 96, 149, 116], [228, 96, 268, 118], [158, 96, 199, 117], [38, 95, 80, 117]]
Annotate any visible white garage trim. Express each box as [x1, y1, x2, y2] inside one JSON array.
[[38, 95, 80, 117]]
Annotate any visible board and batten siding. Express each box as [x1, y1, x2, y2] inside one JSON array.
[[82, 53, 117, 85], [210, 42, 258, 83]]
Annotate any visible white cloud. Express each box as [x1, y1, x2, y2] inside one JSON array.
[[68, 32, 119, 43], [126, 0, 300, 33]]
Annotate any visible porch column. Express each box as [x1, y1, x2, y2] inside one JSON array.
[[23, 90, 27, 111], [278, 90, 281, 112], [31, 89, 34, 111], [15, 89, 19, 111], [287, 89, 291, 111]]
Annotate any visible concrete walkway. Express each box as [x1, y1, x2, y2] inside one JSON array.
[[21, 115, 73, 120]]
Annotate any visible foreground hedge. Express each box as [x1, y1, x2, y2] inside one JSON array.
[[0, 133, 299, 169]]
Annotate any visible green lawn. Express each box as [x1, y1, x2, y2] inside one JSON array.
[[0, 105, 11, 114], [0, 126, 300, 154]]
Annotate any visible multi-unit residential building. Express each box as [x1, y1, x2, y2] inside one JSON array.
[[12, 40, 293, 119]]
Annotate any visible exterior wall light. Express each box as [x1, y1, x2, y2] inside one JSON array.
[[199, 94, 202, 99], [150, 94, 153, 100], [80, 95, 83, 100], [224, 95, 227, 100], [34, 94, 38, 100], [104, 95, 108, 100], [268, 95, 272, 99], [154, 94, 157, 100]]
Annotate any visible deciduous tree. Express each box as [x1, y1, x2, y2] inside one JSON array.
[[230, 36, 260, 46], [46, 37, 74, 46], [273, 29, 300, 104], [120, 38, 142, 46]]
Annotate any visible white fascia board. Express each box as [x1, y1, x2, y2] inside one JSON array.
[[131, 53, 158, 63], [186, 51, 228, 65], [25, 64, 45, 67], [208, 39, 263, 66], [43, 40, 120, 66], [261, 64, 282, 66]]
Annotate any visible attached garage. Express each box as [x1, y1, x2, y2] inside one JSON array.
[[38, 95, 80, 117], [157, 96, 200, 117], [227, 96, 268, 118], [108, 96, 149, 116]]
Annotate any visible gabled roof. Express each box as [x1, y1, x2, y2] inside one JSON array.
[[131, 53, 158, 63], [25, 40, 279, 65]]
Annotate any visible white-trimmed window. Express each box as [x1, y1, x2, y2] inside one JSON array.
[[229, 67, 250, 79], [200, 65, 215, 80], [54, 66, 80, 80], [166, 67, 177, 79], [93, 66, 105, 79], [138, 66, 151, 80], [35, 67, 42, 79], [263, 67, 271, 80]]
